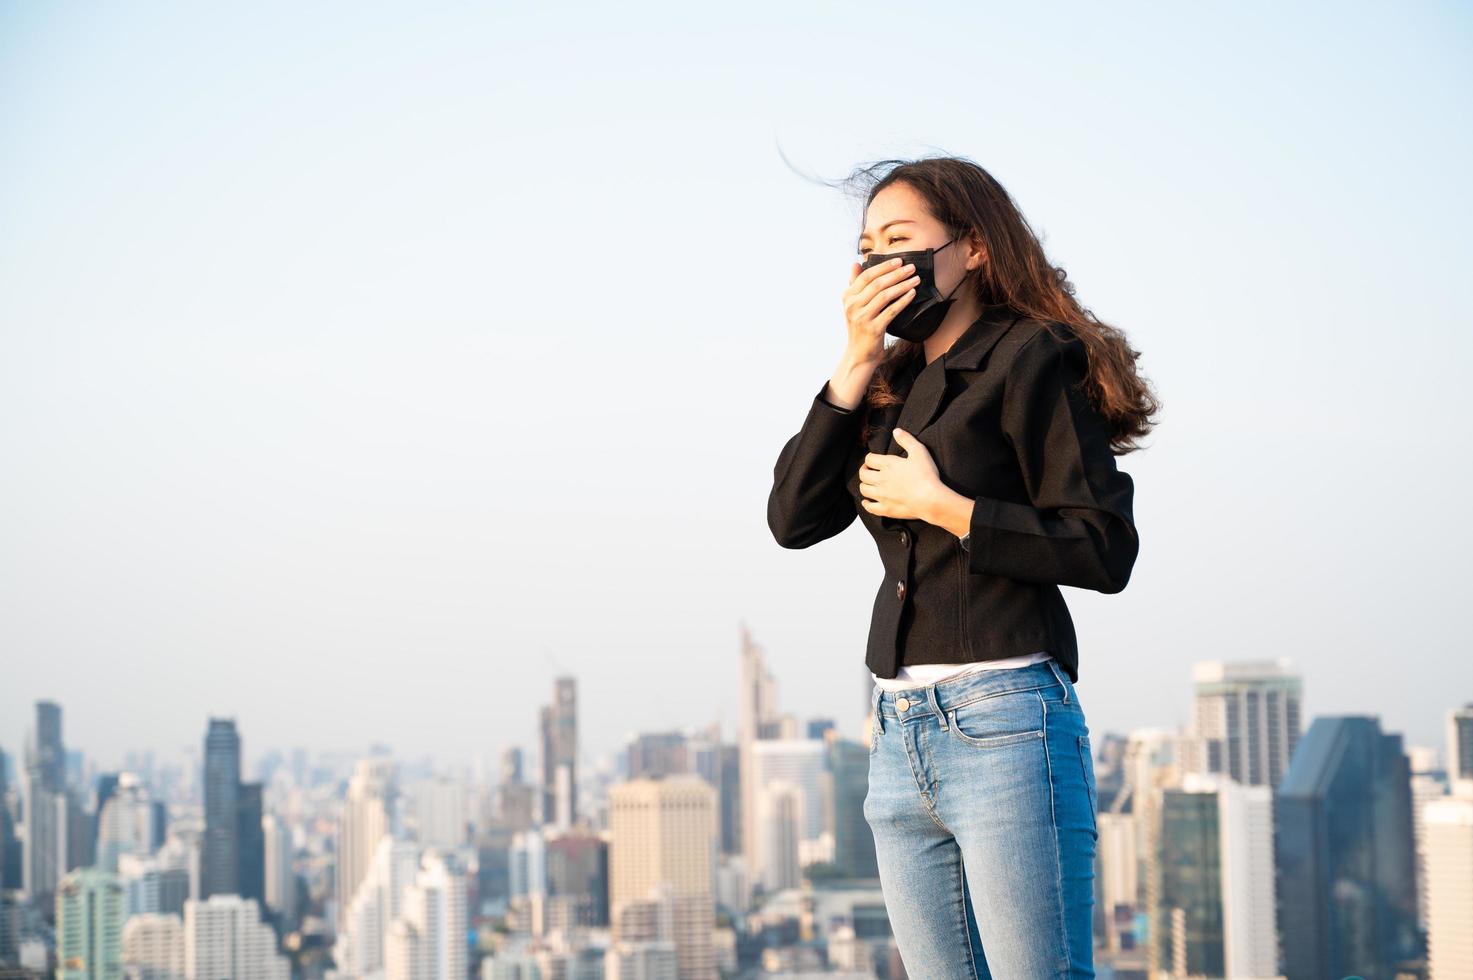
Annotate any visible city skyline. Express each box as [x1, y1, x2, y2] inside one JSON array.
[[3, 3, 1471, 765]]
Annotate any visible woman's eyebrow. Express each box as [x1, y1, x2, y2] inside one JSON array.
[[857, 218, 915, 246]]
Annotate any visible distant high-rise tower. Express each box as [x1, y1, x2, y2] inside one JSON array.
[[96, 773, 154, 873], [23, 700, 69, 909], [738, 625, 783, 873], [1275, 715, 1421, 980], [262, 812, 297, 927], [336, 758, 396, 932], [200, 719, 241, 900], [1185, 659, 1302, 788], [236, 782, 265, 908], [185, 893, 289, 980], [1142, 773, 1276, 979], [607, 776, 717, 980], [384, 851, 468, 980], [1422, 788, 1473, 978], [540, 677, 579, 828], [55, 867, 125, 979], [120, 912, 184, 980], [1447, 703, 1473, 784]]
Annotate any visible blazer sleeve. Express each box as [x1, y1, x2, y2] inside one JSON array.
[[767, 381, 865, 549], [965, 330, 1140, 593]]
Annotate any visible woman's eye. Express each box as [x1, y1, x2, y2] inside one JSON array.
[[859, 236, 906, 258]]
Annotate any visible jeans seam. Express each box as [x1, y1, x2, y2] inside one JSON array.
[[955, 841, 980, 979], [1043, 696, 1072, 977]]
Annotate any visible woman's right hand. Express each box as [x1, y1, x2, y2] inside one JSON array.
[[843, 257, 921, 365], [823, 257, 921, 411]]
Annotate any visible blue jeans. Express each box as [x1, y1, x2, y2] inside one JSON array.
[[864, 658, 1098, 978]]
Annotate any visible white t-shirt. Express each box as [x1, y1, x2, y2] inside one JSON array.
[[870, 650, 1053, 692]]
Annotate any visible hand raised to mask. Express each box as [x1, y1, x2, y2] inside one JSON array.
[[858, 429, 947, 523]]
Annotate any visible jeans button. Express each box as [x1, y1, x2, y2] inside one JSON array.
[[896, 697, 910, 711]]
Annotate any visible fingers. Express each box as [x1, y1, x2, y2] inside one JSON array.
[[844, 257, 917, 311], [860, 279, 919, 324]]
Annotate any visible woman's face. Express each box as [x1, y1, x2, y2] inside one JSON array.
[[858, 182, 973, 297]]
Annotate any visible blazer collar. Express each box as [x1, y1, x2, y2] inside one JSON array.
[[886, 303, 1020, 446], [936, 303, 1022, 371]]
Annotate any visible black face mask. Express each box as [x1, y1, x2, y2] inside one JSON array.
[[860, 237, 971, 343]]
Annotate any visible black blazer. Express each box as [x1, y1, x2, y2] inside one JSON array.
[[767, 305, 1139, 683]]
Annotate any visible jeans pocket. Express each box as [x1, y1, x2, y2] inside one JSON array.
[[948, 690, 1045, 747]]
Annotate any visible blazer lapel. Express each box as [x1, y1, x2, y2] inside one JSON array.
[[871, 306, 1021, 532]]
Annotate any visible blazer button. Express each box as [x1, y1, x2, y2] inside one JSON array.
[[898, 530, 908, 545], [896, 580, 906, 600]]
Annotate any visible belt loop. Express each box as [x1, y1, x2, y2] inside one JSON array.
[[1046, 658, 1070, 702], [871, 684, 885, 733], [927, 684, 949, 730]]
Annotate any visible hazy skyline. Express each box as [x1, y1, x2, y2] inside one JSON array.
[[3, 2, 1470, 766]]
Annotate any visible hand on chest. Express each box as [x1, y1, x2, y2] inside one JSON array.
[[848, 357, 1014, 524]]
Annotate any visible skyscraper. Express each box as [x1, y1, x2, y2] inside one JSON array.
[[1422, 788, 1473, 978], [1275, 715, 1421, 980], [738, 625, 783, 874], [384, 851, 468, 980], [336, 757, 396, 933], [185, 894, 288, 980], [200, 720, 241, 900], [236, 782, 265, 908], [1185, 659, 1302, 788], [539, 676, 579, 828], [608, 775, 717, 980], [55, 867, 125, 979], [1447, 703, 1473, 784], [23, 700, 68, 908]]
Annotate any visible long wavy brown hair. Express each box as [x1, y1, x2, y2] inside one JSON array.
[[833, 156, 1159, 455]]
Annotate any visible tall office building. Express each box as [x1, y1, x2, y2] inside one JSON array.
[[608, 776, 717, 980], [236, 782, 265, 908], [1185, 659, 1302, 788], [716, 744, 741, 859], [96, 774, 155, 873], [755, 783, 802, 894], [262, 812, 297, 926], [0, 745, 16, 893], [1447, 703, 1473, 784], [332, 835, 421, 978], [1422, 788, 1473, 979], [827, 737, 877, 880], [184, 894, 288, 980], [1275, 715, 1421, 980], [1143, 773, 1276, 979], [545, 828, 610, 929], [738, 625, 783, 874], [539, 677, 579, 828], [117, 854, 190, 919], [494, 747, 537, 832], [200, 720, 241, 900], [336, 757, 397, 932], [411, 775, 466, 850], [23, 700, 68, 907], [120, 912, 184, 980], [55, 867, 125, 979], [383, 851, 468, 980]]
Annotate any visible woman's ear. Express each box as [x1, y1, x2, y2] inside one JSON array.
[[966, 235, 987, 271]]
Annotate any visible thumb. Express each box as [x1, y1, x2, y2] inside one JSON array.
[[892, 427, 911, 444]]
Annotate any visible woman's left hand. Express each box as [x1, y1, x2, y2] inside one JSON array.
[[858, 428, 947, 523]]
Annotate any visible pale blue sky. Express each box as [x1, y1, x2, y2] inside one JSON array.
[[2, 1, 1470, 772]]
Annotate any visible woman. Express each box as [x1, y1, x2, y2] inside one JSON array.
[[767, 157, 1157, 977]]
